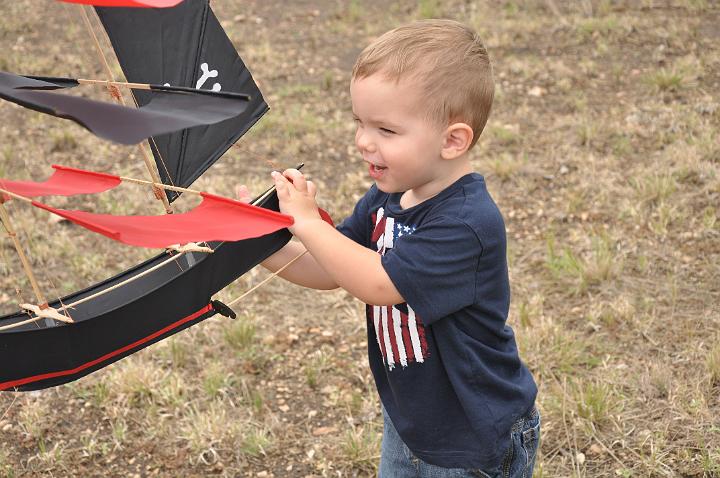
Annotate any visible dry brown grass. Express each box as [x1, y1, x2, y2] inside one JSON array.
[[1, 1, 719, 477]]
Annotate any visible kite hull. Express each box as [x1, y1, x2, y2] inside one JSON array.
[[0, 193, 290, 392]]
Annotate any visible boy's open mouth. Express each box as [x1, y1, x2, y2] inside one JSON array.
[[368, 163, 387, 179]]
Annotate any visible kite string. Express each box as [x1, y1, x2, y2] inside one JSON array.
[[226, 249, 307, 308], [18, 203, 73, 322], [0, 394, 18, 423], [0, 213, 30, 314]]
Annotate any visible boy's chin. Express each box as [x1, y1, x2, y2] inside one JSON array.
[[373, 181, 402, 194]]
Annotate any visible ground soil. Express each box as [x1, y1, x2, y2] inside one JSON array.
[[0, 1, 719, 477]]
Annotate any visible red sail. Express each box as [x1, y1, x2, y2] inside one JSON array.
[[31, 193, 293, 248], [0, 165, 120, 198], [57, 0, 183, 7]]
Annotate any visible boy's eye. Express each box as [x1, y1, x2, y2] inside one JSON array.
[[379, 127, 396, 135]]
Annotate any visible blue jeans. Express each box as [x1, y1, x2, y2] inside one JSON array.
[[378, 407, 540, 478]]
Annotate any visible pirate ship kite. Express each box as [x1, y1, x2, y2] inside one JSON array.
[[0, 0, 299, 391]]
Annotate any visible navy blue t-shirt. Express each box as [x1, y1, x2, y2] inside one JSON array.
[[337, 173, 537, 469]]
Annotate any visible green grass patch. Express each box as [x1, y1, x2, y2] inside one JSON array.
[[573, 380, 619, 428], [241, 426, 272, 457], [416, 0, 442, 19], [575, 15, 622, 40], [707, 341, 720, 387], [339, 425, 380, 473], [224, 314, 256, 351], [631, 171, 677, 207], [545, 232, 622, 295]]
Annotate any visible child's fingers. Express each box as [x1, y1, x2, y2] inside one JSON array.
[[271, 171, 290, 197], [234, 184, 251, 203], [282, 169, 308, 192], [306, 180, 317, 198]]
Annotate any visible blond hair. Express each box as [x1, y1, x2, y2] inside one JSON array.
[[352, 19, 494, 148]]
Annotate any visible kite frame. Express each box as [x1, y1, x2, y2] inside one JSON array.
[[0, 191, 290, 391]]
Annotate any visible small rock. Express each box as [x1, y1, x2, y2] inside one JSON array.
[[588, 443, 604, 455], [528, 86, 545, 97], [312, 426, 337, 436], [576, 452, 586, 465]]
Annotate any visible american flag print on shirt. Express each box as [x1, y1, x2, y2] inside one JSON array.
[[370, 207, 429, 370]]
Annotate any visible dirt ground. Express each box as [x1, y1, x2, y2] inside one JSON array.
[[0, 0, 719, 477]]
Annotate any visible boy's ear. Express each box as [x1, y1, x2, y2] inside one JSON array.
[[441, 123, 474, 160]]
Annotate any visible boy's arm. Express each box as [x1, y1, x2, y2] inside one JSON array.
[[272, 169, 404, 306], [260, 241, 339, 290], [236, 184, 338, 290]]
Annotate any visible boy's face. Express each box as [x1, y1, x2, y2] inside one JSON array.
[[351, 74, 448, 197]]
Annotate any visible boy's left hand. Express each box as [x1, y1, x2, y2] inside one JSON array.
[[272, 169, 323, 233]]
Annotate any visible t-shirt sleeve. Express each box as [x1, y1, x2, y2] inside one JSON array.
[[335, 186, 375, 245], [380, 216, 482, 324]]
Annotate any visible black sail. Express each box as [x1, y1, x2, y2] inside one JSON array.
[[96, 0, 268, 200]]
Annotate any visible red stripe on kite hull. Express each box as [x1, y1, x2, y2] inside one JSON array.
[[0, 304, 212, 391]]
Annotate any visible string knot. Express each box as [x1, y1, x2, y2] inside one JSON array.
[[107, 84, 122, 102]]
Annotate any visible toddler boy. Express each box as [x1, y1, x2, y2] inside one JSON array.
[[263, 19, 539, 478]]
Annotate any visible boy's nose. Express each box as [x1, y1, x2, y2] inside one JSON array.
[[355, 129, 375, 152]]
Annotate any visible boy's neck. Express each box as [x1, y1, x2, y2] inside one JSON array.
[[399, 160, 473, 209]]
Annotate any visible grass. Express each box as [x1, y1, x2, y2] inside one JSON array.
[[202, 363, 230, 399], [223, 313, 257, 351], [304, 346, 333, 389], [573, 380, 618, 428], [644, 56, 703, 93], [337, 425, 381, 473], [545, 232, 622, 295], [708, 341, 720, 387], [486, 152, 525, 182], [575, 15, 623, 39], [0, 450, 14, 478], [631, 171, 677, 206], [416, 0, 442, 19], [180, 403, 236, 455], [240, 425, 272, 457]]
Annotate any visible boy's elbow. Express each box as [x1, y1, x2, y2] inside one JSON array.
[[317, 282, 340, 291], [360, 283, 404, 306]]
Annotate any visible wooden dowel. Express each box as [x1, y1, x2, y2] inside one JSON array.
[[121, 175, 278, 204], [52, 185, 271, 311], [64, 252, 190, 310], [0, 178, 277, 330], [77, 78, 152, 90], [119, 176, 204, 196], [0, 202, 48, 308], [0, 314, 47, 332], [77, 6, 173, 215], [0, 188, 32, 204]]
